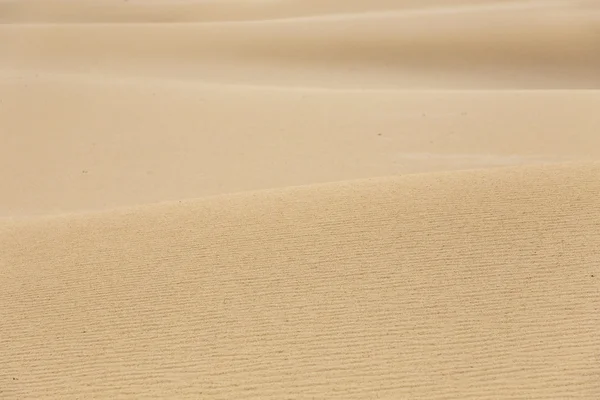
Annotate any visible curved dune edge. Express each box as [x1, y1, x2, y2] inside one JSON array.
[[0, 0, 591, 24], [3, 73, 600, 217], [2, 162, 599, 399], [2, 1, 599, 89]]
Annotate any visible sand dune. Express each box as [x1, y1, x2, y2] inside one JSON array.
[[2, 74, 599, 215], [2, 163, 600, 398], [2, 1, 600, 88], [1, 0, 599, 398]]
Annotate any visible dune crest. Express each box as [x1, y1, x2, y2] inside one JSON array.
[[2, 1, 599, 88]]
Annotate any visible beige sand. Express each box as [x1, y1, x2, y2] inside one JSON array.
[[1, 0, 599, 398]]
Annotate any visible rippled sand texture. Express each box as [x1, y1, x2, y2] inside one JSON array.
[[1, 1, 599, 399]]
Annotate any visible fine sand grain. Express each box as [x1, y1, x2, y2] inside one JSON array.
[[1, 0, 599, 398]]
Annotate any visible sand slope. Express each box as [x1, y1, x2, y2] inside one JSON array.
[[1, 0, 600, 398], [2, 163, 600, 399], [2, 76, 599, 216], [2, 2, 599, 89]]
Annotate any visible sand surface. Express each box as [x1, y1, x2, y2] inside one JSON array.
[[1, 0, 599, 398]]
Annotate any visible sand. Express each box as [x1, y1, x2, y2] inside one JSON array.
[[1, 0, 599, 398]]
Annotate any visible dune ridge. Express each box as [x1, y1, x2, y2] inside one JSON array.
[[2, 73, 599, 216], [2, 163, 600, 399], [1, 0, 589, 24], [2, 1, 599, 88]]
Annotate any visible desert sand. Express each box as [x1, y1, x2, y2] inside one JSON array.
[[1, 0, 599, 398]]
